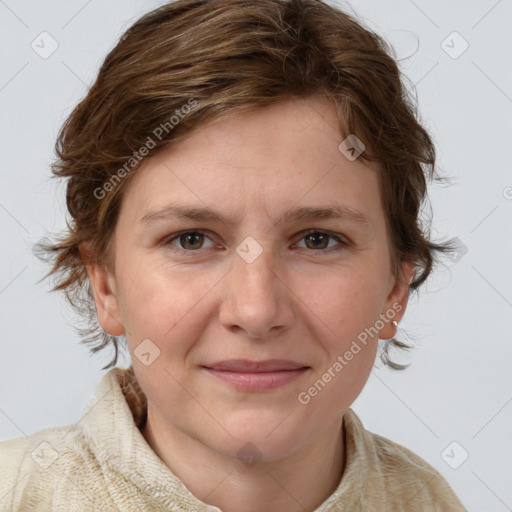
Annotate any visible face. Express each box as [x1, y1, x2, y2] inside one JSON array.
[[84, 96, 413, 462]]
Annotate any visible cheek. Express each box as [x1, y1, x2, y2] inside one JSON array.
[[297, 270, 383, 397], [117, 259, 209, 348], [301, 269, 384, 345], [314, 274, 383, 403], [121, 266, 236, 380]]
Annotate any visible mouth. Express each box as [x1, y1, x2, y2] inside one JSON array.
[[202, 359, 310, 391]]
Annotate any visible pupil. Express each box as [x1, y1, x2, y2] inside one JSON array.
[[182, 232, 202, 249], [307, 233, 327, 249]]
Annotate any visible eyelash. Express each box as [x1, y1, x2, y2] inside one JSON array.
[[163, 229, 350, 256]]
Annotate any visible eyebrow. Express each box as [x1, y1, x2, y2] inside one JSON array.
[[140, 204, 372, 230]]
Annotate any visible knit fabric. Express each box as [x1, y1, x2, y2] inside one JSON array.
[[0, 367, 467, 511]]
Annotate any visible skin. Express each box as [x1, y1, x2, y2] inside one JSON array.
[[81, 95, 414, 512]]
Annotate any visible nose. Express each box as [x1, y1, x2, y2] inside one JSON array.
[[218, 239, 294, 340]]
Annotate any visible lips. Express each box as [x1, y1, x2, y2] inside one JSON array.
[[204, 359, 309, 372], [202, 359, 310, 391]]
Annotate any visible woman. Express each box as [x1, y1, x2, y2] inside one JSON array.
[[0, 0, 467, 510]]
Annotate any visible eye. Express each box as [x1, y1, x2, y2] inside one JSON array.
[[165, 231, 216, 252], [294, 229, 349, 254]]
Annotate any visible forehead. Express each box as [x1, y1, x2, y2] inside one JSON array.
[[119, 96, 382, 228]]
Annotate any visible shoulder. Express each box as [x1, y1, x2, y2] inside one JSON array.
[[0, 426, 101, 510], [342, 409, 466, 511], [370, 431, 466, 511]]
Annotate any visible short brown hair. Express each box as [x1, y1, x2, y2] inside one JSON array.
[[38, 0, 457, 370]]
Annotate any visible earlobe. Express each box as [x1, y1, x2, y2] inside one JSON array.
[[79, 242, 125, 336], [378, 261, 415, 340]]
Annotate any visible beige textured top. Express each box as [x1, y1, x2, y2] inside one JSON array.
[[0, 367, 467, 511]]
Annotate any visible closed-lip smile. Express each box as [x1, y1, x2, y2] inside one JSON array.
[[202, 359, 310, 391]]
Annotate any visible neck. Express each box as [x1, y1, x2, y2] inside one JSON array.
[[142, 407, 346, 512]]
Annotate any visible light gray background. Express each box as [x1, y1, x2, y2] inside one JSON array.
[[1, 1, 511, 510]]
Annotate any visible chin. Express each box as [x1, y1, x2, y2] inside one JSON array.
[[210, 410, 308, 462]]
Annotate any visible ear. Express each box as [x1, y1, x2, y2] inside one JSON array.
[[79, 241, 125, 336], [378, 261, 415, 340]]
